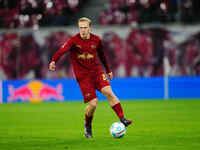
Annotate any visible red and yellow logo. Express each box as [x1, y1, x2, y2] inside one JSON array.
[[8, 80, 64, 103]]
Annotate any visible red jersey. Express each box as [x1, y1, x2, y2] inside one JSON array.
[[52, 33, 111, 79]]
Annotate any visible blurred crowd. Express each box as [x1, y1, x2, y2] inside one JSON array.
[[99, 0, 200, 25], [0, 0, 200, 79], [0, 27, 200, 79], [0, 0, 200, 28], [0, 31, 74, 79], [0, 0, 83, 28]]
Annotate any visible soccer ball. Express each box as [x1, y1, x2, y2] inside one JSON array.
[[110, 122, 126, 138]]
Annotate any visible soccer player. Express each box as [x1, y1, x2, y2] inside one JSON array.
[[49, 17, 132, 138]]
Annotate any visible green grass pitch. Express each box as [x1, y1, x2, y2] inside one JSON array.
[[0, 99, 200, 150]]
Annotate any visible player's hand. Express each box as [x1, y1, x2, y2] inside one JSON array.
[[49, 61, 56, 71], [108, 72, 113, 80]]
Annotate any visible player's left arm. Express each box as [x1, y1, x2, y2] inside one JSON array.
[[107, 72, 113, 80], [97, 40, 112, 80]]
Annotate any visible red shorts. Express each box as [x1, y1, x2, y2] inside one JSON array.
[[77, 71, 110, 103]]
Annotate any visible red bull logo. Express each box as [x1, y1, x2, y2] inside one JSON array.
[[8, 80, 64, 103]]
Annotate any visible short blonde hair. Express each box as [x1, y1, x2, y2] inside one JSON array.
[[78, 17, 91, 26]]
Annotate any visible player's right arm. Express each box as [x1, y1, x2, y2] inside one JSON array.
[[49, 38, 73, 71], [49, 61, 56, 71]]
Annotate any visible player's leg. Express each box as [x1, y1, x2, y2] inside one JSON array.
[[85, 98, 98, 117], [84, 98, 98, 138], [101, 86, 132, 127], [78, 77, 97, 138], [85, 98, 97, 127], [101, 86, 119, 106]]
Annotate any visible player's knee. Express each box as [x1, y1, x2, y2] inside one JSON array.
[[89, 98, 98, 108], [102, 89, 114, 98]]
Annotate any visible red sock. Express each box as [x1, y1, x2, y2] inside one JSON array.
[[112, 103, 124, 119], [85, 114, 93, 126]]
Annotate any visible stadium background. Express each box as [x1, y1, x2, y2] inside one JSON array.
[[1, 0, 200, 103]]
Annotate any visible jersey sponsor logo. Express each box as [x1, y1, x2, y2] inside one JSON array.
[[87, 53, 94, 59], [78, 53, 86, 59], [77, 53, 94, 59]]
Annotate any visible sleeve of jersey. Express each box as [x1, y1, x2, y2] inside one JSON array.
[[51, 38, 73, 63], [97, 40, 111, 74]]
